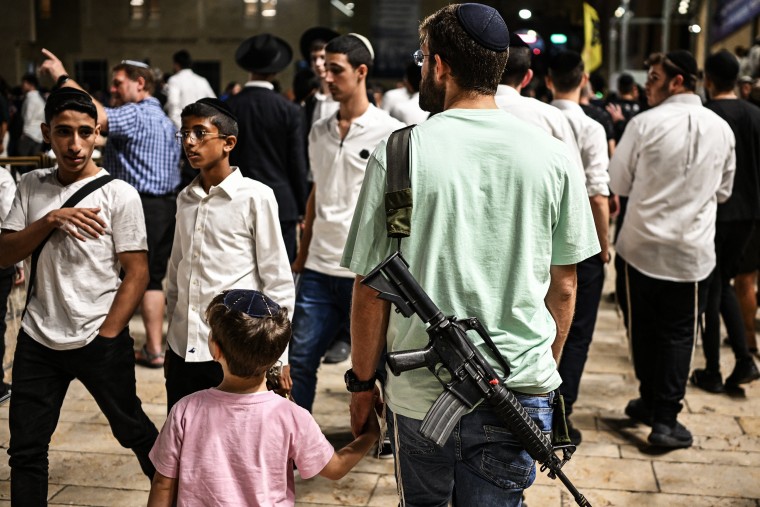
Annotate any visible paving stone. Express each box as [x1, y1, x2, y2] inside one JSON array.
[[574, 441, 621, 458], [737, 415, 760, 436], [620, 444, 760, 466], [0, 480, 65, 500], [523, 483, 562, 506], [580, 489, 757, 506], [678, 412, 744, 437], [294, 472, 378, 506], [48, 485, 149, 506], [533, 456, 657, 491], [698, 433, 760, 453], [654, 461, 760, 498], [367, 474, 399, 506], [48, 421, 131, 455], [46, 450, 150, 492]]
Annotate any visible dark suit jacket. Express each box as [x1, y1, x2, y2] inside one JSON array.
[[229, 86, 308, 222]]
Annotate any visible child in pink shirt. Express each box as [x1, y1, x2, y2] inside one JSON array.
[[147, 289, 380, 506]]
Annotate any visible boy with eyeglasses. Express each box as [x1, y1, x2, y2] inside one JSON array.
[[163, 98, 294, 412]]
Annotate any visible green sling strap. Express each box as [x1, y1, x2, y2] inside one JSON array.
[[384, 125, 416, 239]]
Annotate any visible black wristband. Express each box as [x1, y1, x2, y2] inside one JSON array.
[[344, 369, 376, 392], [54, 75, 70, 90]]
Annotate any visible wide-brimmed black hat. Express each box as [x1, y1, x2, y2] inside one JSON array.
[[235, 34, 293, 74], [299, 27, 340, 60]]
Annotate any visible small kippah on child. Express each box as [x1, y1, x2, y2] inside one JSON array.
[[197, 97, 238, 123], [45, 87, 97, 121], [223, 289, 280, 318]]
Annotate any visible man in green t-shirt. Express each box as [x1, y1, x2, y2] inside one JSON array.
[[341, 4, 599, 506]]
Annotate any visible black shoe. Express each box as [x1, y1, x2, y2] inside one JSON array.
[[690, 368, 725, 393], [567, 419, 582, 446], [323, 341, 351, 364], [624, 398, 654, 426], [378, 437, 393, 459], [726, 358, 760, 386], [648, 421, 693, 449]]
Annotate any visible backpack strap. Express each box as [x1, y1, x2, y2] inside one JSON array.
[[24, 174, 115, 314], [385, 125, 415, 240]]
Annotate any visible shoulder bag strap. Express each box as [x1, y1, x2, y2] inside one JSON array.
[[24, 174, 115, 313], [384, 125, 415, 245]]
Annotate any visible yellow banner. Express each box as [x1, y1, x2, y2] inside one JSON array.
[[583, 2, 602, 72]]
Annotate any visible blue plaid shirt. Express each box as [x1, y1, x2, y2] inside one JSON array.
[[104, 97, 181, 195]]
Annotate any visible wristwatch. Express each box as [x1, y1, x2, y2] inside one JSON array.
[[344, 369, 376, 392], [55, 75, 70, 90]]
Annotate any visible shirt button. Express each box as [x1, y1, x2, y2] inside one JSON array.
[[193, 280, 199, 286], [191, 306, 197, 312]]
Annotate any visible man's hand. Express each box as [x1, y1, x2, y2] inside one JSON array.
[[279, 364, 292, 393], [605, 103, 625, 123], [40, 48, 68, 81], [350, 387, 382, 437], [14, 267, 24, 286], [48, 207, 106, 241]]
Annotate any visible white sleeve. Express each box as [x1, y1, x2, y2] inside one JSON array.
[[165, 79, 182, 129], [609, 118, 640, 197], [582, 122, 611, 197]]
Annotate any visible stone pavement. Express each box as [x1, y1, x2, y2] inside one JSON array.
[[0, 269, 759, 506]]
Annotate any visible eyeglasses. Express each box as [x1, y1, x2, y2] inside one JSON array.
[[175, 129, 229, 144], [412, 49, 430, 67]]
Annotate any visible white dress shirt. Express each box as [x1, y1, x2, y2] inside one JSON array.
[[0, 167, 15, 222], [166, 168, 295, 363], [311, 92, 339, 126], [307, 105, 403, 278], [551, 99, 610, 197], [609, 93, 736, 282], [390, 92, 430, 125], [381, 87, 412, 113], [165, 69, 216, 129], [22, 90, 45, 143], [495, 85, 584, 176]]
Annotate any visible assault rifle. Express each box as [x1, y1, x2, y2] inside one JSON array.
[[363, 251, 591, 507]]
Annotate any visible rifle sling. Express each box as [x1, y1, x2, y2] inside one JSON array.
[[385, 125, 415, 239], [23, 174, 115, 315]]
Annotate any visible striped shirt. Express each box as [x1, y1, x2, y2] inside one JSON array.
[[104, 97, 181, 195]]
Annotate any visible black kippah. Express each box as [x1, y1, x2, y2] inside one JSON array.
[[666, 50, 698, 78], [455, 3, 509, 52], [197, 97, 238, 123], [222, 289, 281, 318], [549, 50, 583, 73], [509, 32, 529, 50], [44, 87, 97, 121]]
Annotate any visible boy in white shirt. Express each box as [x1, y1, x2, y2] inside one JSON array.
[[164, 98, 294, 411]]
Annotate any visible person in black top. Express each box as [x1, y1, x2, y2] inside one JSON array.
[[691, 49, 760, 394], [606, 73, 641, 144]]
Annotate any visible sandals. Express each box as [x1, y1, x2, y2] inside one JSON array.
[[135, 345, 165, 369]]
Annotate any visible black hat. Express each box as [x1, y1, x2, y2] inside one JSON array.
[[235, 34, 293, 74], [705, 49, 739, 81], [455, 3, 509, 52], [509, 32, 529, 50], [45, 87, 97, 122], [665, 50, 698, 79], [299, 26, 339, 60], [549, 50, 583, 73], [196, 97, 238, 123]]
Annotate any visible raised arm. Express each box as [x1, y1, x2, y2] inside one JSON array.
[[39, 48, 109, 131]]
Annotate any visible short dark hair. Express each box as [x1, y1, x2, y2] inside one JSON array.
[[44, 88, 98, 124], [501, 46, 531, 87], [705, 49, 740, 94], [180, 102, 238, 137], [205, 291, 291, 379], [112, 62, 155, 95], [548, 52, 585, 93], [405, 62, 422, 93], [420, 5, 507, 95], [22, 73, 39, 89], [173, 50, 192, 69], [325, 35, 373, 73], [310, 40, 328, 53], [646, 52, 697, 92], [617, 73, 635, 94]]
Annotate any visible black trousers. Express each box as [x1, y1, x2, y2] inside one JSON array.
[[164, 346, 223, 413], [703, 221, 754, 373], [618, 259, 708, 426], [8, 329, 158, 506], [558, 255, 605, 415], [140, 195, 176, 291], [0, 268, 13, 383]]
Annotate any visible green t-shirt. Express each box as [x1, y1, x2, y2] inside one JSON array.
[[341, 108, 600, 420]]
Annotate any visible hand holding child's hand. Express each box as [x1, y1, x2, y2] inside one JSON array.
[[363, 405, 381, 443]]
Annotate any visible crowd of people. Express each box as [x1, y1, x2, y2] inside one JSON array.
[[0, 2, 759, 505]]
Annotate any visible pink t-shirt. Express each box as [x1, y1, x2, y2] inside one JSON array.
[[149, 389, 335, 506]]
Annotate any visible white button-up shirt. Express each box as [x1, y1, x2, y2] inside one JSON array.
[[165, 69, 216, 129], [495, 85, 584, 176], [551, 99, 610, 197], [166, 168, 295, 363], [22, 89, 45, 143], [390, 92, 430, 126], [307, 105, 403, 278], [609, 93, 736, 282]]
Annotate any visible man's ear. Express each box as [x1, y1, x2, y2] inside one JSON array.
[[41, 123, 51, 144], [433, 54, 449, 82], [581, 73, 589, 88], [520, 69, 534, 89], [670, 74, 685, 92], [223, 134, 237, 153], [356, 63, 368, 81], [545, 74, 554, 93], [135, 76, 146, 92]]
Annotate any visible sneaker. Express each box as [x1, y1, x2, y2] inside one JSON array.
[[725, 358, 760, 386], [690, 368, 725, 393], [378, 437, 393, 459], [323, 340, 350, 364], [567, 418, 582, 446], [648, 421, 693, 449], [624, 398, 654, 426]]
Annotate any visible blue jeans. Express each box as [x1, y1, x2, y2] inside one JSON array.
[[289, 269, 354, 412], [387, 392, 554, 507]]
